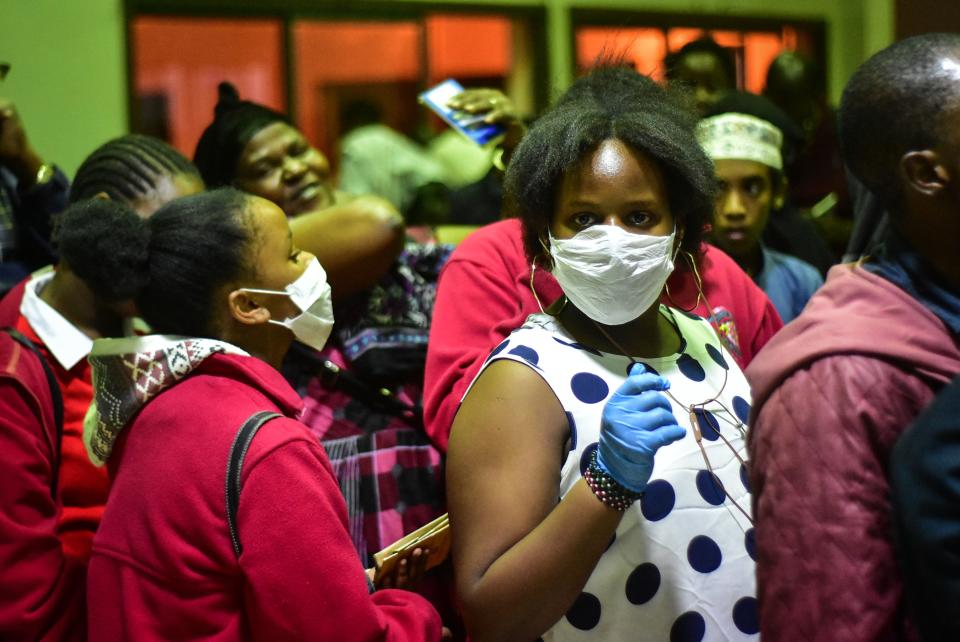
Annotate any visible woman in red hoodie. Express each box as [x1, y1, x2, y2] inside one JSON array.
[[63, 189, 442, 641]]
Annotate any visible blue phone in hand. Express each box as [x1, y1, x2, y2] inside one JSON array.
[[419, 79, 505, 147]]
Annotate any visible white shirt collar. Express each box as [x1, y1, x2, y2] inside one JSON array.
[[19, 268, 94, 370]]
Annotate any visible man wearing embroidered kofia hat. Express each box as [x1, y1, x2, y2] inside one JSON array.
[[698, 112, 822, 322]]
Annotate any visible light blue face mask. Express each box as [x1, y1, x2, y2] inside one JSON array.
[[241, 258, 335, 351], [549, 225, 678, 326]]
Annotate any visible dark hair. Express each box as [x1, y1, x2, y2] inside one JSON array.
[[57, 188, 255, 337], [505, 66, 715, 265], [193, 82, 289, 188], [764, 51, 824, 101], [70, 134, 200, 205], [665, 37, 737, 87], [839, 32, 960, 211]]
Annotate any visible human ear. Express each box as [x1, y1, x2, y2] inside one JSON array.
[[227, 289, 272, 326], [773, 175, 788, 210], [901, 150, 950, 198]]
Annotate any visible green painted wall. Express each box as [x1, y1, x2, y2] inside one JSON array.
[[1, 0, 893, 178]]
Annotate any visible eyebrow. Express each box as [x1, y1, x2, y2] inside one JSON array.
[[563, 198, 661, 207]]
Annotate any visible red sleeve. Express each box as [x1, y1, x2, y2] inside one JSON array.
[[748, 356, 932, 642], [745, 297, 783, 366], [679, 245, 783, 368], [239, 432, 443, 641], [423, 256, 530, 453], [0, 377, 85, 642]]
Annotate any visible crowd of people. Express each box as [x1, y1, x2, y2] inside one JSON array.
[[1, 30, 958, 642]]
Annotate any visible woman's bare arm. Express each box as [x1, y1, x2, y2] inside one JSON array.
[[290, 194, 405, 299], [447, 360, 623, 642]]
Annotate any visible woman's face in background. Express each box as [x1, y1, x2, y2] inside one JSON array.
[[234, 122, 335, 217], [550, 138, 676, 243]]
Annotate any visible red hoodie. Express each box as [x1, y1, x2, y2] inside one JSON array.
[[86, 336, 442, 641], [746, 264, 960, 642], [423, 218, 783, 452]]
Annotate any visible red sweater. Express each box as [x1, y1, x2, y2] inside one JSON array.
[[0, 331, 85, 641], [422, 218, 783, 452], [87, 347, 442, 641], [0, 277, 109, 562]]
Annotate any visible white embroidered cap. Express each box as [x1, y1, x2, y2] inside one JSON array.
[[696, 112, 784, 170]]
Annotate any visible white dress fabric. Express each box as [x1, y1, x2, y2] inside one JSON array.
[[473, 307, 757, 642]]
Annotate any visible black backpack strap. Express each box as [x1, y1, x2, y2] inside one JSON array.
[[3, 327, 63, 499], [226, 410, 282, 557]]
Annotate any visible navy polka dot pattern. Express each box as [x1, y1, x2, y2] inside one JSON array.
[[488, 339, 509, 359], [732, 597, 760, 634], [570, 372, 609, 404], [579, 442, 599, 476], [625, 563, 661, 605], [552, 336, 603, 356], [508, 345, 540, 366], [687, 535, 723, 573], [640, 480, 676, 521], [693, 408, 720, 441], [565, 412, 578, 452], [670, 611, 706, 642], [740, 463, 750, 492], [733, 396, 751, 424], [705, 343, 728, 370], [695, 470, 725, 506], [677, 353, 706, 382], [744, 528, 756, 561], [565, 592, 602, 630], [480, 310, 757, 640]]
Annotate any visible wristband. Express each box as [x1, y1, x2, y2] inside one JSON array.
[[583, 449, 643, 511]]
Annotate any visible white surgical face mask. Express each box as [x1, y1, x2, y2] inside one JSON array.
[[241, 258, 335, 351], [549, 224, 677, 325]]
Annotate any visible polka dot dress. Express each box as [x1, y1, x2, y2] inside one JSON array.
[[473, 307, 757, 641]]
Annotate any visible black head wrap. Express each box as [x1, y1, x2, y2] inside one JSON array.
[[193, 82, 289, 187]]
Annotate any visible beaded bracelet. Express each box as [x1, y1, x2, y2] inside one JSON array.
[[582, 449, 643, 511]]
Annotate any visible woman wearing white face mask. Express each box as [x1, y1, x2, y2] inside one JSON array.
[[447, 69, 757, 642], [56, 190, 445, 641]]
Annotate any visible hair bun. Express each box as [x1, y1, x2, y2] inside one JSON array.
[[215, 81, 242, 116], [55, 199, 152, 302]]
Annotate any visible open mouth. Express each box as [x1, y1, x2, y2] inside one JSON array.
[[291, 181, 333, 208]]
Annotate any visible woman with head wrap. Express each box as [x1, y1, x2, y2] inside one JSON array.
[[195, 82, 406, 299]]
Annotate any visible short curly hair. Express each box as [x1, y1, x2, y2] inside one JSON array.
[[839, 32, 960, 212], [505, 66, 716, 267]]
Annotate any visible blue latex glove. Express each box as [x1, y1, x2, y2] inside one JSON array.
[[597, 363, 686, 493]]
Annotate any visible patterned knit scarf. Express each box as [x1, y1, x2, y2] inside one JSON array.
[[84, 335, 248, 467]]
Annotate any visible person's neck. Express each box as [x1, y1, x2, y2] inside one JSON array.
[[895, 216, 960, 292], [39, 271, 123, 340], [221, 324, 291, 371], [554, 297, 682, 359], [733, 243, 764, 278]]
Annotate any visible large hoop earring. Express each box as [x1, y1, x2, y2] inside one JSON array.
[[530, 261, 545, 313], [664, 250, 705, 312]]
